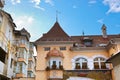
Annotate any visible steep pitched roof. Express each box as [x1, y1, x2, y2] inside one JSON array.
[[36, 21, 71, 41], [0, 10, 16, 29]]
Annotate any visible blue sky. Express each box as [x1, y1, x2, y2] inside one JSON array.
[[3, 0, 120, 41]]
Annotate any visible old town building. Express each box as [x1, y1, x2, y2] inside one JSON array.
[[106, 38, 120, 80], [1, 0, 120, 80], [0, 1, 36, 80], [35, 21, 120, 80]]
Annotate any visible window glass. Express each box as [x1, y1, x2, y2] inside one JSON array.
[[75, 58, 87, 69], [44, 47, 50, 51], [60, 47, 66, 50], [94, 57, 106, 69]]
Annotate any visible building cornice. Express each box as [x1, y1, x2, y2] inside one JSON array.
[[70, 46, 106, 52], [35, 41, 75, 45]]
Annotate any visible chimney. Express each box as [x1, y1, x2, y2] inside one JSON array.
[[101, 24, 107, 38]]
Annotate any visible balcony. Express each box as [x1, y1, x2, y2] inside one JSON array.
[[46, 65, 64, 71], [17, 54, 27, 64], [16, 65, 27, 78], [47, 70, 63, 80], [16, 73, 25, 78], [64, 69, 112, 79], [17, 58, 27, 64], [28, 55, 34, 61], [13, 40, 29, 51], [28, 65, 34, 72]]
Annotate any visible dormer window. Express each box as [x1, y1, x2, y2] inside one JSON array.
[[60, 47, 66, 50], [84, 41, 92, 46], [83, 37, 93, 47], [44, 47, 50, 51]]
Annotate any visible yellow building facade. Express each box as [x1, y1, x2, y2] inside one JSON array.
[[1, 0, 120, 79], [35, 21, 120, 80]]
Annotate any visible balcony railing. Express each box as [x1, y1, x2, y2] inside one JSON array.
[[64, 69, 112, 79], [12, 40, 29, 50], [46, 65, 64, 71]]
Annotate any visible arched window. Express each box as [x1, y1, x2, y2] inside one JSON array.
[[94, 57, 106, 69], [75, 58, 88, 69]]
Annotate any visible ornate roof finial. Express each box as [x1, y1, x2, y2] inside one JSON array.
[[82, 30, 84, 36], [56, 10, 60, 22]]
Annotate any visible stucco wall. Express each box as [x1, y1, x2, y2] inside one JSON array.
[[35, 44, 110, 80], [0, 61, 4, 74], [114, 64, 120, 80], [35, 71, 47, 80]]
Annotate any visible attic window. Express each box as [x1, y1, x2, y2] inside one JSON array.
[[44, 47, 50, 51], [60, 47, 66, 50], [83, 38, 93, 47]]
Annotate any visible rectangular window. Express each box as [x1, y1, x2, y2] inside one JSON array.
[[10, 58, 13, 68], [84, 42, 92, 47], [52, 61, 56, 69], [75, 63, 80, 69], [28, 71, 31, 77], [0, 47, 7, 63], [60, 47, 66, 50], [83, 38, 93, 47], [44, 47, 50, 51], [82, 62, 87, 69], [94, 62, 99, 69], [53, 61, 56, 65], [101, 62, 106, 69]]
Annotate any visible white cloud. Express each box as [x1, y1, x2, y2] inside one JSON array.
[[45, 0, 54, 6], [88, 0, 97, 4], [31, 0, 45, 11], [11, 0, 21, 4], [103, 0, 120, 14], [97, 18, 104, 24], [14, 15, 34, 30], [31, 0, 41, 5]]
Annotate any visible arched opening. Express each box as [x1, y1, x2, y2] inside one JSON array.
[[75, 57, 88, 69]]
